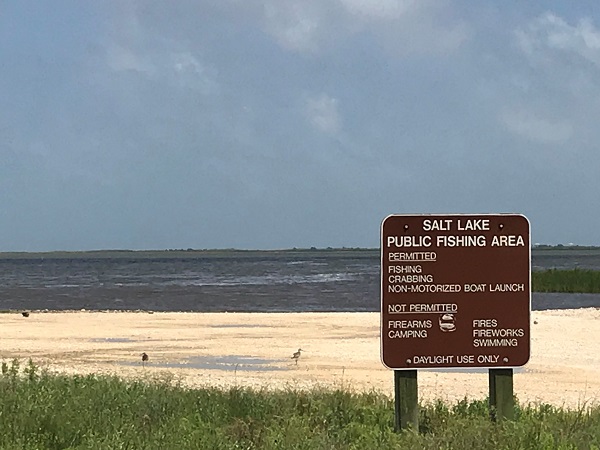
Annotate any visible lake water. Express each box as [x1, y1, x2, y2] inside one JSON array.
[[1, 249, 599, 312]]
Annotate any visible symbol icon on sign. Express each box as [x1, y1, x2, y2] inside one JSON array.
[[439, 313, 456, 332]]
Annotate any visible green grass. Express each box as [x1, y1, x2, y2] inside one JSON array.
[[532, 269, 600, 293], [1, 360, 599, 449]]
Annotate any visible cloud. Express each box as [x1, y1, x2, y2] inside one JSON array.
[[500, 109, 573, 144], [262, 1, 326, 53], [517, 12, 600, 67], [338, 0, 414, 20], [171, 52, 219, 94], [259, 0, 467, 56], [341, 0, 469, 56], [105, 44, 219, 94], [103, 3, 219, 94], [106, 44, 153, 74], [502, 12, 600, 151], [305, 93, 342, 135]]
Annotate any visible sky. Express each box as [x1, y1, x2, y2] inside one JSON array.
[[2, 1, 600, 251]]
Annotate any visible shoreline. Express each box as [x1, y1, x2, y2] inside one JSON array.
[[1, 309, 599, 408], [7, 291, 600, 315]]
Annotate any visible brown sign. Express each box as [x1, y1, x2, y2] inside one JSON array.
[[381, 214, 530, 369]]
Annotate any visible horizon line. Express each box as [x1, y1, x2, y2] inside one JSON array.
[[0, 244, 598, 255]]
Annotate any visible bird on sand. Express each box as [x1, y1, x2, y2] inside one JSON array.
[[291, 348, 303, 365], [21, 311, 30, 317], [141, 352, 149, 367]]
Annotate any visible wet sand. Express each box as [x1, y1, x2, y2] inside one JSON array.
[[1, 309, 599, 408]]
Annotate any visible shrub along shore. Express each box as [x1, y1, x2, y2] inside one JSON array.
[[532, 269, 600, 293], [1, 360, 599, 449]]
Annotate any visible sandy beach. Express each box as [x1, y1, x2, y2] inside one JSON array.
[[1, 309, 599, 408]]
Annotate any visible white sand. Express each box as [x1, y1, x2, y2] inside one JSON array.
[[1, 309, 599, 408]]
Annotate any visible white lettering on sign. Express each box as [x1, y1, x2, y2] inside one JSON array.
[[409, 303, 458, 313], [388, 320, 432, 329], [478, 354, 499, 364], [464, 283, 486, 292], [412, 355, 454, 364], [457, 219, 490, 231], [388, 304, 407, 313], [388, 274, 433, 284], [387, 235, 431, 248], [388, 285, 408, 293], [491, 235, 525, 246], [489, 283, 525, 292], [388, 330, 428, 339], [388, 265, 422, 274], [409, 284, 461, 293], [436, 235, 487, 247], [389, 252, 436, 262], [422, 219, 452, 231], [473, 329, 524, 338], [473, 338, 518, 347], [473, 319, 498, 327], [457, 355, 475, 364]]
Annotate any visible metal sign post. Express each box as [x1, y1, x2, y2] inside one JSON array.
[[381, 214, 530, 430]]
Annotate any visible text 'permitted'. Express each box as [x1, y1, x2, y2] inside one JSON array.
[[380, 214, 531, 369]]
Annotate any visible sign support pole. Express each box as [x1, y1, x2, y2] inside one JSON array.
[[394, 370, 418, 432], [488, 368, 514, 421]]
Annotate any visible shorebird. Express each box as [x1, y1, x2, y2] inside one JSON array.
[[291, 348, 303, 365], [141, 352, 149, 367], [21, 311, 30, 318]]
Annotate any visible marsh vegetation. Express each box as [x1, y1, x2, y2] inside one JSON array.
[[532, 269, 600, 293], [1, 360, 599, 449]]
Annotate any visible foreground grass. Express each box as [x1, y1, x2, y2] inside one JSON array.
[[1, 361, 600, 449], [532, 269, 600, 293]]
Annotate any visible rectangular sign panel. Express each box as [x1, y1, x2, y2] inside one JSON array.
[[381, 214, 530, 369]]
